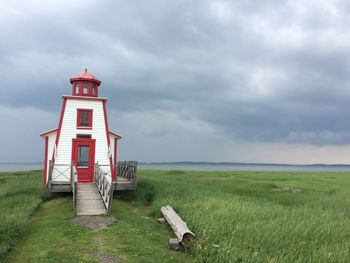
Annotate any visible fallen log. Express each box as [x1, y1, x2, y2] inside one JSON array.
[[161, 205, 195, 246]]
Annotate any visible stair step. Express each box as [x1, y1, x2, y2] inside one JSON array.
[[77, 196, 102, 201], [76, 183, 107, 216], [77, 191, 101, 197], [77, 209, 107, 216], [78, 200, 105, 207]]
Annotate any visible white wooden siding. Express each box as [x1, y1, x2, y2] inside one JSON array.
[[52, 98, 111, 182], [109, 135, 115, 165]]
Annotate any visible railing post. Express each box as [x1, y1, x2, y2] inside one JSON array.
[[108, 182, 116, 212], [48, 160, 53, 191], [133, 161, 138, 186], [71, 163, 78, 215]]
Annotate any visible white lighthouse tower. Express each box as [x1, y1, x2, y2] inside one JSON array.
[[40, 69, 122, 191]]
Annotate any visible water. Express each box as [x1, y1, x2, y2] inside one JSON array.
[[139, 163, 350, 172], [1, 162, 350, 173]]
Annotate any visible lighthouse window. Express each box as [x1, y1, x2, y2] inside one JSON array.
[[75, 83, 79, 94], [83, 82, 88, 94], [77, 109, 93, 128]]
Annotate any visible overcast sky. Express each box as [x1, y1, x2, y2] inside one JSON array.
[[1, 0, 350, 164]]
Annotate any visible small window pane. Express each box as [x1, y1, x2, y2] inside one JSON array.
[[75, 84, 79, 94], [79, 111, 89, 126], [83, 82, 88, 94], [77, 110, 92, 128], [78, 146, 89, 166], [92, 87, 95, 95]]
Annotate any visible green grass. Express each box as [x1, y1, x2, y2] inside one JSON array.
[[120, 170, 350, 262], [2, 169, 350, 262], [0, 170, 46, 261], [6, 195, 192, 263]]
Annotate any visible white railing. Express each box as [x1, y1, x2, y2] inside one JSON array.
[[51, 164, 71, 181], [71, 163, 78, 215], [94, 164, 115, 212]]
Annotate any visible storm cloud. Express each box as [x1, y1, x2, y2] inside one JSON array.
[[1, 0, 350, 163]]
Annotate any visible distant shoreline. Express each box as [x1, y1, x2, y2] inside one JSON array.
[[1, 162, 350, 173], [2, 161, 350, 166], [140, 161, 350, 167]]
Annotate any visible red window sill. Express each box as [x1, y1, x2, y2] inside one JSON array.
[[77, 126, 93, 130]]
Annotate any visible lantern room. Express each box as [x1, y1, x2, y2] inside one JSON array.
[[70, 69, 101, 97]]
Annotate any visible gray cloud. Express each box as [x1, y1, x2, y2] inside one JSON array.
[[1, 0, 350, 162]]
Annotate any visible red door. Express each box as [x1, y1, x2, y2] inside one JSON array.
[[72, 138, 95, 182]]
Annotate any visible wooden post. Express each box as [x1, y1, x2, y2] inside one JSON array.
[[108, 182, 116, 213], [48, 160, 53, 191], [161, 205, 195, 246], [71, 163, 78, 215]]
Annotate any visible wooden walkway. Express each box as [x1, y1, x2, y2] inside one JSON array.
[[76, 183, 106, 216]]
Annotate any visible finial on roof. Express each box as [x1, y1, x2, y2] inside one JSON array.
[[85, 68, 87, 73]]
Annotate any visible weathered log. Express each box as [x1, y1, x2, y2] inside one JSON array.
[[161, 205, 195, 245]]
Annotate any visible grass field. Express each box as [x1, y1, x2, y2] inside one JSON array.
[[2, 169, 350, 262], [0, 171, 45, 261]]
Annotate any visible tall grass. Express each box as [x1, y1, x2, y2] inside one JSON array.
[[3, 169, 350, 262], [0, 171, 45, 260], [130, 170, 350, 262]]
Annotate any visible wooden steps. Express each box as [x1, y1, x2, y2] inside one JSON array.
[[76, 183, 107, 216]]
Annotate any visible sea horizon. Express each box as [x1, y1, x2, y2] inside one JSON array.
[[2, 161, 350, 172]]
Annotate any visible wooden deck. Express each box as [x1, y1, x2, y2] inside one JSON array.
[[47, 161, 137, 214], [114, 177, 137, 191], [49, 177, 136, 192]]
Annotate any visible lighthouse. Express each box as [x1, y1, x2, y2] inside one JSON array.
[[40, 69, 122, 191]]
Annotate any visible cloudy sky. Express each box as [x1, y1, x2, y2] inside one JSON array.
[[1, 0, 350, 164]]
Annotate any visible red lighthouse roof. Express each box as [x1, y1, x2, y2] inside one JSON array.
[[70, 69, 101, 85]]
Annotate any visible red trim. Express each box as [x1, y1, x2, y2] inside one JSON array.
[[77, 109, 93, 129], [52, 97, 67, 162], [70, 77, 101, 84], [43, 136, 48, 186], [114, 137, 118, 168], [40, 128, 58, 137], [109, 131, 122, 139], [63, 95, 107, 102], [70, 69, 101, 85], [102, 101, 114, 181], [72, 81, 98, 97], [71, 81, 99, 97]]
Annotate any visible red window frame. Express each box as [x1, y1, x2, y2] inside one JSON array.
[[77, 109, 93, 129]]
